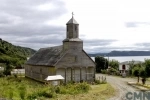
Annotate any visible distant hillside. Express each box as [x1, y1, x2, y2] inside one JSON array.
[[0, 38, 36, 67], [89, 51, 150, 57]]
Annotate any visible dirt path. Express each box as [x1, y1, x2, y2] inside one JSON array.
[[96, 74, 140, 100]]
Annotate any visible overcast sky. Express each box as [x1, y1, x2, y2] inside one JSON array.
[[0, 0, 150, 53]]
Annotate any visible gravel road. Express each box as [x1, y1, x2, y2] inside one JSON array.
[[96, 74, 141, 100]]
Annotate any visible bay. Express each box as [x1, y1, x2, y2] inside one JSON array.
[[91, 56, 150, 63]]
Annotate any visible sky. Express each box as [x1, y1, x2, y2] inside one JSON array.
[[0, 0, 150, 53]]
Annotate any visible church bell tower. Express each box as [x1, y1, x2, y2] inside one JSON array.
[[66, 13, 79, 38], [63, 13, 83, 51]]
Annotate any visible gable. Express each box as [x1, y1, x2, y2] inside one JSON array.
[[55, 49, 95, 68]]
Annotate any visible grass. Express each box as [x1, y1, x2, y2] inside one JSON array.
[[52, 83, 115, 100], [0, 76, 115, 100]]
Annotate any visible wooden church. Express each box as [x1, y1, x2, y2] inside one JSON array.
[[25, 15, 95, 83]]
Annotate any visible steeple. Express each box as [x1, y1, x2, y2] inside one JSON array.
[[64, 12, 80, 41], [66, 12, 78, 25], [63, 13, 83, 50]]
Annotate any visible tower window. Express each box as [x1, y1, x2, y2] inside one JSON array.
[[67, 27, 68, 32], [75, 26, 77, 31]]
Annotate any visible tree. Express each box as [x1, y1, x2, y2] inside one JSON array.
[[132, 66, 140, 83], [95, 56, 108, 73], [145, 59, 150, 77], [140, 67, 147, 85], [140, 59, 150, 85], [108, 59, 119, 70], [128, 60, 135, 76], [3, 62, 14, 76]]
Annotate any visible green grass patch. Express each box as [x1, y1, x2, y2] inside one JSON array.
[[0, 77, 92, 100], [52, 83, 115, 100]]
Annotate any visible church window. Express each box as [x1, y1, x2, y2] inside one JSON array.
[[75, 26, 77, 32], [67, 27, 68, 32]]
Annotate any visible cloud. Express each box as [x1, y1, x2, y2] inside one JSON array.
[[125, 22, 150, 28], [0, 1, 67, 33], [0, 0, 68, 50], [84, 46, 135, 54], [83, 39, 118, 53], [84, 43, 150, 53], [83, 39, 117, 46], [1, 0, 150, 54], [133, 43, 150, 51], [135, 42, 150, 47]]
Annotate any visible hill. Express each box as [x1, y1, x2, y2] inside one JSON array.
[[89, 51, 150, 57], [0, 38, 36, 67]]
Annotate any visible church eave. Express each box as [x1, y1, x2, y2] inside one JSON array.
[[63, 38, 83, 42]]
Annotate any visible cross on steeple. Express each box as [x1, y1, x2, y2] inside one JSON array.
[[72, 12, 74, 18]]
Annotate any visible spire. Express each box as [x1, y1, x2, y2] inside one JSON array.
[[63, 13, 82, 42], [66, 12, 78, 24]]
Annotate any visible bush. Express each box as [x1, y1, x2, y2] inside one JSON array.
[[55, 82, 91, 95], [101, 70, 107, 74], [75, 82, 91, 93], [19, 85, 26, 100], [0, 71, 4, 77], [95, 79, 101, 84], [13, 74, 18, 78], [27, 88, 56, 99], [54, 86, 60, 93]]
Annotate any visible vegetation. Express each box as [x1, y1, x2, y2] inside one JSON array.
[[129, 59, 150, 85], [109, 59, 119, 70], [95, 56, 150, 85], [95, 56, 119, 75], [0, 38, 36, 75], [132, 66, 140, 83], [0, 38, 36, 67], [0, 76, 114, 100], [128, 60, 135, 76], [95, 56, 108, 73], [53, 83, 115, 100]]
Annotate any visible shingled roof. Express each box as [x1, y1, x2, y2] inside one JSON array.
[[26, 45, 63, 66], [66, 17, 78, 25]]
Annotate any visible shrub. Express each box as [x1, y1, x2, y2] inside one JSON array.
[[27, 93, 37, 99], [57, 82, 91, 95], [27, 88, 56, 99], [54, 86, 60, 93], [101, 70, 107, 74], [13, 74, 18, 78], [19, 85, 26, 100], [0, 71, 4, 77], [38, 90, 54, 98], [76, 82, 91, 93], [95, 79, 101, 84]]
